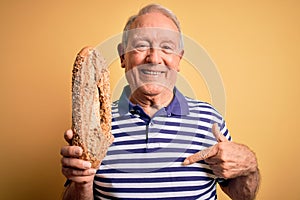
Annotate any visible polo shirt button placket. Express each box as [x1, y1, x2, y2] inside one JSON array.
[[149, 121, 154, 126], [147, 120, 155, 149]]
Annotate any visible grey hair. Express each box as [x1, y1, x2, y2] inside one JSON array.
[[121, 4, 184, 50]]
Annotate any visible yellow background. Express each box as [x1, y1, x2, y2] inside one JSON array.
[[0, 0, 299, 199]]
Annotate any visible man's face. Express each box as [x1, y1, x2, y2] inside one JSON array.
[[119, 12, 184, 96]]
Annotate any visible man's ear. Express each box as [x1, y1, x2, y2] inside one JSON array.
[[117, 43, 126, 68], [177, 49, 184, 72], [179, 50, 184, 60]]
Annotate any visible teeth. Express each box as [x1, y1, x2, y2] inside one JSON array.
[[142, 70, 162, 75]]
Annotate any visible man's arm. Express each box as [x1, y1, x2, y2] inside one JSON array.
[[183, 123, 260, 200], [63, 181, 94, 200], [220, 168, 260, 200], [61, 129, 96, 200]]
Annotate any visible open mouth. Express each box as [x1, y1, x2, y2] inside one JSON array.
[[141, 69, 165, 76]]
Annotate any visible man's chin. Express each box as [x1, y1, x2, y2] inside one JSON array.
[[131, 84, 173, 96]]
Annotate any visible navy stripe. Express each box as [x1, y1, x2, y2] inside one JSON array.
[[189, 110, 223, 121], [107, 147, 208, 155], [156, 128, 215, 139], [95, 180, 214, 193], [95, 176, 213, 184], [112, 128, 215, 141], [101, 157, 185, 165], [110, 138, 214, 148], [154, 113, 221, 123], [112, 139, 146, 146], [111, 131, 145, 138], [153, 120, 211, 130], [98, 166, 213, 174]]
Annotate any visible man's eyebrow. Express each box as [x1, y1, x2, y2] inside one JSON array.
[[132, 33, 149, 40], [160, 39, 180, 48], [132, 35, 177, 42], [161, 39, 176, 44]]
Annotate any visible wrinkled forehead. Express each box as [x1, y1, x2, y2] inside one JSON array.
[[126, 27, 181, 44]]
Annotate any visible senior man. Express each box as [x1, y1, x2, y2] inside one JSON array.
[[61, 4, 260, 200]]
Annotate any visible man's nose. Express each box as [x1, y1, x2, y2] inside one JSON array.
[[146, 48, 163, 64]]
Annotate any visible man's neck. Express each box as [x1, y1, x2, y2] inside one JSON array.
[[129, 89, 174, 117]]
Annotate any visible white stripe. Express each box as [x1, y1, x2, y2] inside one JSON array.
[[104, 152, 189, 160], [94, 186, 215, 199], [96, 180, 211, 188], [111, 118, 141, 126], [111, 131, 217, 145], [97, 168, 215, 179], [112, 126, 146, 134], [101, 162, 213, 171], [108, 142, 216, 154]]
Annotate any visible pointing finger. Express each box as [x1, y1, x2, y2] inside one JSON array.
[[183, 145, 218, 165], [212, 123, 227, 143], [183, 123, 227, 166]]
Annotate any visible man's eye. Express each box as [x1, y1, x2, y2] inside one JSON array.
[[161, 44, 175, 54], [162, 45, 172, 49], [134, 43, 150, 51]]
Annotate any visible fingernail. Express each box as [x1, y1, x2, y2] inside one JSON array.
[[183, 159, 190, 165], [75, 148, 81, 156], [84, 162, 91, 168], [89, 169, 97, 174]]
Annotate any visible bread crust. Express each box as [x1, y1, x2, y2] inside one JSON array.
[[71, 47, 113, 168]]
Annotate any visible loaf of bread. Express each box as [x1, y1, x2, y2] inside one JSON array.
[[71, 47, 114, 168]]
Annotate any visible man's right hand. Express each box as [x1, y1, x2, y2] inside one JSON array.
[[60, 129, 97, 184]]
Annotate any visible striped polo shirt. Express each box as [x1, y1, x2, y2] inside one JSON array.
[[94, 86, 231, 200]]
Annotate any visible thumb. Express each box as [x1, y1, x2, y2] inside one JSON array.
[[212, 123, 228, 143], [64, 129, 74, 144], [183, 123, 227, 166]]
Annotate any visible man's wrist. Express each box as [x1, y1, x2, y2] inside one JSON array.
[[217, 178, 230, 187]]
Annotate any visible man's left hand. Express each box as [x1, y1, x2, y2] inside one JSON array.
[[183, 123, 258, 179]]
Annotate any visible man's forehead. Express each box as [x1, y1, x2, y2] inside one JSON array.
[[130, 12, 179, 32], [127, 27, 180, 40]]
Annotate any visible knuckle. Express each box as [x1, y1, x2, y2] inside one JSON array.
[[189, 157, 196, 163], [72, 169, 83, 176], [62, 167, 92, 179], [217, 142, 226, 150], [218, 154, 226, 162], [69, 146, 77, 156], [219, 162, 226, 169], [60, 147, 65, 156], [61, 157, 69, 167], [193, 154, 200, 161], [64, 146, 81, 157], [60, 146, 73, 157], [62, 167, 71, 178], [222, 171, 231, 179], [81, 160, 91, 169], [61, 157, 83, 169], [75, 146, 83, 156]]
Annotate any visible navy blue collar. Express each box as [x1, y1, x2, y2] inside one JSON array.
[[118, 85, 189, 116]]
